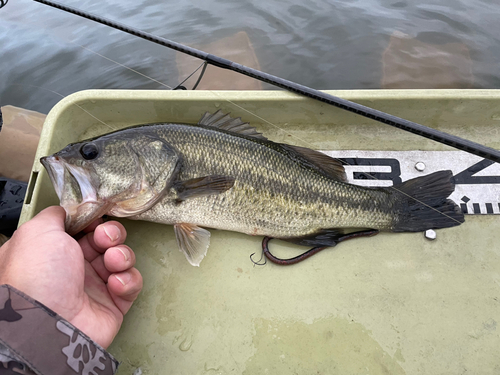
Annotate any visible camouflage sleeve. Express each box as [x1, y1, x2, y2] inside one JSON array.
[[0, 285, 119, 375]]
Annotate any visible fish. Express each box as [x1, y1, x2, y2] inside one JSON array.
[[40, 111, 464, 266]]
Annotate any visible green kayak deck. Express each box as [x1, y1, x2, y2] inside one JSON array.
[[20, 90, 500, 374]]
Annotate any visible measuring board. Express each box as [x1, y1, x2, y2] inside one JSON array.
[[322, 151, 500, 215]]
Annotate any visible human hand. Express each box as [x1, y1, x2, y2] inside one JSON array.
[[0, 206, 143, 348]]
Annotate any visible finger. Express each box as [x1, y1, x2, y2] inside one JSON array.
[[88, 244, 135, 282], [93, 221, 127, 249], [82, 217, 105, 234], [103, 245, 136, 273], [107, 268, 143, 315], [78, 233, 101, 262], [90, 255, 112, 282], [78, 221, 127, 262]]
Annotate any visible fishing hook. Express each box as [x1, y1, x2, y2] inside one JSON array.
[[0, 0, 8, 9], [250, 250, 266, 266], [260, 229, 380, 266]]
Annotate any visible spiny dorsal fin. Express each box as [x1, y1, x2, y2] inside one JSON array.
[[198, 110, 268, 140], [281, 144, 347, 182]]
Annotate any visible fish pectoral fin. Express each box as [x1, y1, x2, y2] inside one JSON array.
[[280, 144, 347, 182], [198, 110, 268, 140], [283, 228, 378, 247], [173, 175, 235, 202], [174, 223, 211, 266]]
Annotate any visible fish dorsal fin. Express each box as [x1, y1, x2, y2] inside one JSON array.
[[281, 144, 347, 182], [174, 223, 211, 266], [198, 110, 268, 140]]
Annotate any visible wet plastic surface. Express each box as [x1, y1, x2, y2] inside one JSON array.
[[20, 90, 500, 374]]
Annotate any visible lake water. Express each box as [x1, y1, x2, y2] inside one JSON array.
[[1, 0, 500, 114]]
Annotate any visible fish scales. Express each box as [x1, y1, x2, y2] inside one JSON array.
[[132, 123, 396, 237], [40, 111, 464, 266]]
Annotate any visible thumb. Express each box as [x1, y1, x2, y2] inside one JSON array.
[[24, 206, 67, 233]]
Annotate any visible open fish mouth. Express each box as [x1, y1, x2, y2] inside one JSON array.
[[40, 155, 104, 234], [40, 155, 66, 200], [41, 155, 98, 205]]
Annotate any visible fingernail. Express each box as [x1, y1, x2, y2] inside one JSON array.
[[115, 272, 131, 286], [103, 225, 120, 242], [115, 247, 129, 262]]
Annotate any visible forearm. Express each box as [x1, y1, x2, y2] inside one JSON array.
[[0, 285, 118, 375]]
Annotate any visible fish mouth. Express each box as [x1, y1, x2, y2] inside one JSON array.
[[40, 155, 66, 200], [41, 155, 104, 234], [41, 155, 98, 205]]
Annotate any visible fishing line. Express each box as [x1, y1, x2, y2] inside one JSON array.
[[173, 61, 208, 91], [11, 83, 117, 132], [30, 45, 464, 226], [11, 46, 206, 133], [18, 14, 463, 225], [15, 55, 463, 225], [79, 43, 207, 91], [78, 45, 174, 90], [210, 95, 464, 225], [190, 62, 208, 90], [29, 0, 500, 164]]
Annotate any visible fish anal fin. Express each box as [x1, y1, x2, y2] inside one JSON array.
[[173, 175, 235, 201], [198, 110, 268, 140], [283, 228, 378, 247], [281, 144, 347, 182], [174, 223, 211, 266]]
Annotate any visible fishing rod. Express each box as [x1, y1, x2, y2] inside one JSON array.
[[25, 0, 500, 163]]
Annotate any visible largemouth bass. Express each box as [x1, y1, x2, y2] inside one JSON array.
[[41, 111, 464, 266]]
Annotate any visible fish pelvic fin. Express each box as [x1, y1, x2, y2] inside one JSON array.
[[174, 223, 211, 266], [198, 110, 268, 140], [391, 170, 464, 232]]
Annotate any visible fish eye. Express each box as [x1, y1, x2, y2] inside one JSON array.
[[80, 143, 99, 160]]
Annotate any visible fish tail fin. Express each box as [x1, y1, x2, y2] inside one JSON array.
[[391, 170, 464, 232]]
